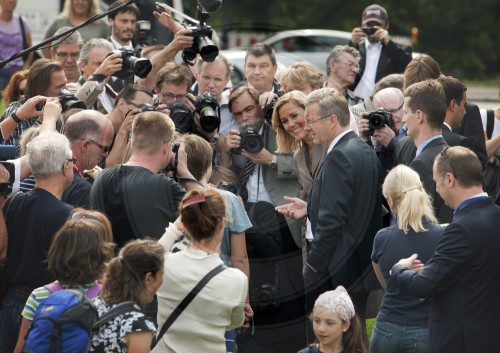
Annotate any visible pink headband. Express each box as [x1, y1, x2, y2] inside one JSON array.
[[314, 286, 355, 322], [182, 193, 206, 208]]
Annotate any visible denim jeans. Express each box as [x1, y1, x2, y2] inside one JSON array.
[[369, 320, 429, 353], [0, 287, 29, 353]]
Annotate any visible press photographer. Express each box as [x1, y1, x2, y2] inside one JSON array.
[[357, 87, 405, 173], [0, 59, 69, 154]]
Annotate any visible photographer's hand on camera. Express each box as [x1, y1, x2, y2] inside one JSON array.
[[93, 52, 123, 79], [357, 112, 371, 141], [16, 96, 47, 122], [169, 28, 195, 54], [371, 26, 390, 45], [351, 27, 366, 46], [372, 125, 395, 147], [154, 103, 171, 116], [243, 147, 273, 166], [259, 92, 278, 110], [39, 98, 62, 131]]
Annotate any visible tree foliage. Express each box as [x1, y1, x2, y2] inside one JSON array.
[[206, 0, 499, 79]]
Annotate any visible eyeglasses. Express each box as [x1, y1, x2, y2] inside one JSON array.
[[67, 157, 77, 164], [55, 52, 80, 60], [159, 92, 187, 101], [88, 139, 112, 153], [335, 60, 360, 71], [387, 103, 404, 115], [71, 211, 99, 221], [439, 146, 457, 179], [305, 114, 332, 126]]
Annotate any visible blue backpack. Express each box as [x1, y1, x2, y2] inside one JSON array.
[[23, 283, 137, 353]]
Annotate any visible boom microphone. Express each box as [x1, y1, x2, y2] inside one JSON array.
[[197, 0, 222, 13]]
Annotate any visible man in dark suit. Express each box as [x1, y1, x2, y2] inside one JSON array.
[[277, 88, 383, 320], [397, 80, 453, 222], [453, 102, 487, 168], [391, 146, 500, 353], [349, 4, 412, 99]]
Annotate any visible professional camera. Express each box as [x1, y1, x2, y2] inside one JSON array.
[[264, 103, 275, 122], [137, 103, 156, 112], [216, 181, 239, 195], [366, 108, 393, 135], [110, 48, 152, 79], [0, 145, 16, 199], [134, 20, 156, 57], [232, 127, 264, 155], [167, 100, 195, 134], [58, 90, 86, 112], [362, 27, 377, 35], [182, 9, 218, 64], [194, 91, 220, 133]]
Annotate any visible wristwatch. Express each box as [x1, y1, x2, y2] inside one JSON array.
[[268, 154, 278, 170]]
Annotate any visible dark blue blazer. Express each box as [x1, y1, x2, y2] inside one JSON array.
[[392, 198, 500, 353], [307, 131, 383, 292]]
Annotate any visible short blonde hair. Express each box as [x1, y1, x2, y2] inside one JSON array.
[[271, 91, 306, 153], [280, 62, 324, 93], [383, 165, 437, 234], [131, 112, 175, 154]]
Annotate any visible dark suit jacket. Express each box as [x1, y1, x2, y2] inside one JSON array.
[[453, 103, 487, 168], [350, 39, 412, 91], [396, 127, 479, 168], [392, 198, 500, 353], [307, 131, 383, 292], [409, 137, 453, 223]]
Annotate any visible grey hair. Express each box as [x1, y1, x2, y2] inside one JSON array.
[[79, 38, 113, 64], [64, 110, 108, 143], [305, 87, 350, 127], [52, 27, 84, 51], [27, 132, 72, 179], [326, 45, 361, 76]]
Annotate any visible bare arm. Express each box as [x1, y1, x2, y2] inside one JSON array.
[[125, 331, 154, 353], [13, 317, 31, 353], [486, 133, 500, 160], [372, 261, 386, 289], [230, 232, 249, 278]]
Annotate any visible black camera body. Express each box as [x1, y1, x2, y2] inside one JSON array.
[[232, 128, 264, 155], [264, 103, 275, 122], [362, 27, 377, 35], [58, 91, 86, 112], [182, 23, 218, 63], [194, 91, 220, 133], [0, 145, 16, 199], [137, 103, 156, 112], [168, 100, 195, 134], [366, 109, 393, 135], [110, 48, 152, 79]]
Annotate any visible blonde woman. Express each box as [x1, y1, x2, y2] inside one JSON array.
[[370, 165, 443, 353]]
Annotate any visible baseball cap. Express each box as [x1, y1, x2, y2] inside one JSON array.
[[362, 4, 388, 25]]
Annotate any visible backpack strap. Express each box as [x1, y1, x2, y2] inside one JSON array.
[[44, 282, 64, 293], [153, 264, 227, 347], [93, 301, 140, 329], [85, 283, 101, 299], [44, 282, 101, 299], [486, 109, 495, 140]]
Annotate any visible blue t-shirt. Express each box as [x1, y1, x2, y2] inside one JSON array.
[[218, 189, 252, 266], [371, 221, 443, 325]]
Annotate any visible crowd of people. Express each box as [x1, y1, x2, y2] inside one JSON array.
[[0, 1, 499, 352]]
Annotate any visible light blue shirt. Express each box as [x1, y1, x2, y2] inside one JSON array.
[[416, 134, 443, 156]]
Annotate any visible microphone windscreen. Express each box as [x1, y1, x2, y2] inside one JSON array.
[[197, 0, 222, 13]]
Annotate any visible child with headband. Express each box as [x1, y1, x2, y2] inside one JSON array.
[[298, 286, 367, 353]]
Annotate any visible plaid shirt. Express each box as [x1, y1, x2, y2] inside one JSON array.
[[0, 100, 40, 155]]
